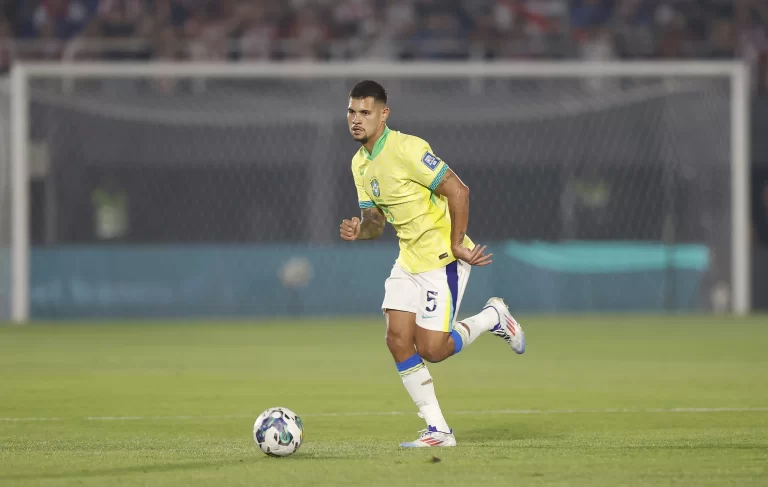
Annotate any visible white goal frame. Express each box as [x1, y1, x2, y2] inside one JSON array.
[[7, 60, 752, 322]]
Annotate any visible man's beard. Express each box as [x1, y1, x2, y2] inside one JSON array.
[[352, 129, 368, 145]]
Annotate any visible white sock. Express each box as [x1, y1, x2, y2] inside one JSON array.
[[397, 355, 451, 433], [455, 306, 499, 347]]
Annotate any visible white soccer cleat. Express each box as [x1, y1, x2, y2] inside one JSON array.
[[400, 426, 456, 448], [486, 297, 526, 354]]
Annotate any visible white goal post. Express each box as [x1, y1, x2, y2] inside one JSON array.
[[4, 60, 751, 322]]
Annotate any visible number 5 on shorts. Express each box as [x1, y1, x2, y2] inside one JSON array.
[[426, 290, 438, 312]]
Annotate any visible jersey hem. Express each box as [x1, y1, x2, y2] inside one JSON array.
[[396, 255, 458, 275]]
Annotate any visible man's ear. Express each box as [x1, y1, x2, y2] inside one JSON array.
[[382, 106, 390, 123]]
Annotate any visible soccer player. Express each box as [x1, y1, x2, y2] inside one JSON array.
[[340, 80, 526, 448]]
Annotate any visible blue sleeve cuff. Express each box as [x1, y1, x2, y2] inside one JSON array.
[[359, 201, 376, 209], [429, 164, 449, 191]]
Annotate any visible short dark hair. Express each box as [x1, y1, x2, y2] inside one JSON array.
[[349, 80, 387, 104]]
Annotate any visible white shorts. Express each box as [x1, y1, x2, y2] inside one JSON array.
[[381, 260, 471, 333]]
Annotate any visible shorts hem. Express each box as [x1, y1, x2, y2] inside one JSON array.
[[381, 305, 418, 315]]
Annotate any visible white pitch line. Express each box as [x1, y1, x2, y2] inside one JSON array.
[[1, 407, 767, 422], [0, 417, 64, 421]]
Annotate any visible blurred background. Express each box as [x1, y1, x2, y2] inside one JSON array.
[[0, 0, 767, 321], [0, 0, 766, 69], [1, 0, 768, 70]]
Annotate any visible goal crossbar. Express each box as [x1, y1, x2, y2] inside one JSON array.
[[15, 60, 747, 79]]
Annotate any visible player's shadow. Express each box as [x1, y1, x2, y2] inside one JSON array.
[[284, 425, 556, 460], [0, 458, 257, 481], [454, 424, 558, 443]]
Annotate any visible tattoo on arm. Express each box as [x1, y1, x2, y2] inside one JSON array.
[[436, 170, 453, 191], [433, 169, 469, 250], [358, 207, 385, 240], [448, 207, 467, 248]]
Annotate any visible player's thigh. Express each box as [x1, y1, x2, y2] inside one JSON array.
[[381, 263, 420, 316], [381, 264, 419, 357], [413, 260, 471, 333]]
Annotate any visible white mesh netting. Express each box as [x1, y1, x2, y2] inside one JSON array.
[[4, 71, 736, 317]]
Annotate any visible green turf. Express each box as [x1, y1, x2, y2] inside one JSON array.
[[1, 315, 767, 486]]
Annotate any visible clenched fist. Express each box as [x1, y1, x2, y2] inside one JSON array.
[[340, 217, 361, 241]]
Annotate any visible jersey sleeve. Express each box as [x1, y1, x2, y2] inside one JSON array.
[[399, 137, 449, 191], [352, 164, 375, 209]]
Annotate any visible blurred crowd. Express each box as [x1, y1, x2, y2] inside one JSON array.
[[0, 0, 767, 89]]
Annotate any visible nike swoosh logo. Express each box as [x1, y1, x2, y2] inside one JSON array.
[[421, 314, 435, 319]]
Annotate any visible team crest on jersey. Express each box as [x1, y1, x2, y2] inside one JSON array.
[[371, 178, 380, 197], [421, 152, 441, 171]]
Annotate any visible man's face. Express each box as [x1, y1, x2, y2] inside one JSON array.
[[347, 97, 388, 145]]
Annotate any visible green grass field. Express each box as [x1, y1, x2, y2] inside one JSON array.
[[1, 315, 767, 486]]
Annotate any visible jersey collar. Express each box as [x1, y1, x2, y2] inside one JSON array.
[[363, 126, 391, 160]]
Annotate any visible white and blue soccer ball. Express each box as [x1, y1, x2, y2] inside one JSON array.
[[253, 407, 304, 457]]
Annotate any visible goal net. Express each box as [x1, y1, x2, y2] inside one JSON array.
[[0, 62, 750, 321]]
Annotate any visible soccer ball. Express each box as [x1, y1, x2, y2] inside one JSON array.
[[253, 407, 304, 457]]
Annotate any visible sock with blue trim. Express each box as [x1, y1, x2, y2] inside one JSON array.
[[449, 329, 465, 355], [453, 306, 499, 348], [396, 353, 451, 433]]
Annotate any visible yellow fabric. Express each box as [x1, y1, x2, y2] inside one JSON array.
[[352, 128, 473, 274]]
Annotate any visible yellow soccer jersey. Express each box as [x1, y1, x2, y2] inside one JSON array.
[[351, 126, 473, 274]]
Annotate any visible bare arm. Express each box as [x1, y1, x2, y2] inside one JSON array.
[[433, 169, 469, 250], [433, 169, 492, 266], [340, 207, 385, 241]]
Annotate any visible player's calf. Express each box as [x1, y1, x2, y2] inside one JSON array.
[[385, 310, 452, 435]]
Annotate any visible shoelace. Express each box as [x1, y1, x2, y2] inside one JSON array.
[[491, 326, 514, 343]]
